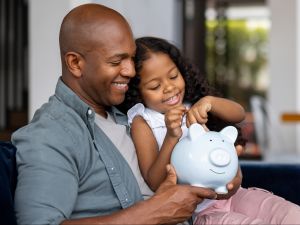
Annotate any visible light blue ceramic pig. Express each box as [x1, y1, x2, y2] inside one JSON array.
[[171, 123, 238, 194]]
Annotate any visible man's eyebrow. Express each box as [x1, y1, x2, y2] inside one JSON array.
[[107, 53, 130, 61]]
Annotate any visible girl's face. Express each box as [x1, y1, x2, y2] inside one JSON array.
[[138, 52, 185, 113]]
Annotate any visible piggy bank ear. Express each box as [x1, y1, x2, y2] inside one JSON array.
[[188, 123, 206, 141], [220, 126, 238, 143]]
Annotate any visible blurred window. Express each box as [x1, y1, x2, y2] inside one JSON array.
[[205, 3, 270, 111]]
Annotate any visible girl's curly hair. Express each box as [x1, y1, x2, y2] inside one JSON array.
[[118, 36, 245, 146]]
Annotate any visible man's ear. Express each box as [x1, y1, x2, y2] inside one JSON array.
[[64, 52, 84, 78]]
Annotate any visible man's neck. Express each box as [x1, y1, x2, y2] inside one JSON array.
[[95, 109, 108, 118]]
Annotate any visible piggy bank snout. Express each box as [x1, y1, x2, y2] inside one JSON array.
[[209, 149, 231, 167]]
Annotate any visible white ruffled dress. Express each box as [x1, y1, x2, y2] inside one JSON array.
[[127, 103, 189, 149]]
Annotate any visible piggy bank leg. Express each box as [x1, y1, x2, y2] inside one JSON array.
[[215, 186, 228, 194]]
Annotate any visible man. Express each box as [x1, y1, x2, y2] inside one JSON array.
[[12, 4, 240, 225]]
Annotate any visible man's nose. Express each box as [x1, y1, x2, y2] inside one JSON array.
[[121, 59, 135, 77]]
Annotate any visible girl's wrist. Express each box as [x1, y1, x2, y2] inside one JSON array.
[[203, 96, 214, 112], [165, 133, 180, 143], [204, 95, 214, 104]]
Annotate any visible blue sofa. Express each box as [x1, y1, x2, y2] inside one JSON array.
[[0, 141, 17, 225], [241, 162, 300, 206]]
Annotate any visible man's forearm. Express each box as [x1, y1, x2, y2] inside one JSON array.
[[61, 165, 217, 225], [61, 199, 160, 225]]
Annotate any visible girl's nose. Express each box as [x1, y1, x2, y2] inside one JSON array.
[[163, 82, 175, 93]]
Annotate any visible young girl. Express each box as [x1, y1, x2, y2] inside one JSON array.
[[119, 35, 245, 212], [120, 37, 300, 224], [121, 36, 245, 190]]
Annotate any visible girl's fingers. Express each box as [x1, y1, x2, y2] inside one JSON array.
[[186, 109, 207, 125], [186, 112, 197, 126]]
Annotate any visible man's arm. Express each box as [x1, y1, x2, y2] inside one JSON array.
[[13, 129, 80, 225], [62, 165, 217, 225]]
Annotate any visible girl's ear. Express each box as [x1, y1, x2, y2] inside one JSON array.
[[64, 52, 84, 78]]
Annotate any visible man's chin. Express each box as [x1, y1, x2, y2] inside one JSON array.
[[111, 96, 125, 106]]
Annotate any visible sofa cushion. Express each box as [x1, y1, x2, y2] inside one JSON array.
[[241, 162, 300, 206]]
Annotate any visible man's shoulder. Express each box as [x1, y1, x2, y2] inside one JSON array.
[[13, 96, 88, 145]]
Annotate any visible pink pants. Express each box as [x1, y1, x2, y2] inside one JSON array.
[[194, 187, 300, 224]]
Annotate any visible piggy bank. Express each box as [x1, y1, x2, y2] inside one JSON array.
[[171, 123, 238, 194]]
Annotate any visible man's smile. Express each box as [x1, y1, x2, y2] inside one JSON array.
[[112, 82, 129, 91]]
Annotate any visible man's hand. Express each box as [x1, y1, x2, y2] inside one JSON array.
[[216, 145, 244, 200], [216, 165, 242, 200], [147, 165, 217, 224], [235, 145, 244, 157]]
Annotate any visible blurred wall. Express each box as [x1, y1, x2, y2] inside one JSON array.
[[28, 0, 182, 118], [268, 0, 300, 155]]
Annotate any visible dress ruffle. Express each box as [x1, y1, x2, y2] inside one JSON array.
[[127, 103, 146, 124]]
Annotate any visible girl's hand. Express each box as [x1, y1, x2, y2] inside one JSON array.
[[165, 105, 187, 139], [186, 96, 212, 127]]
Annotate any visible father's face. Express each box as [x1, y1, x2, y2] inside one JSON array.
[[79, 21, 136, 109]]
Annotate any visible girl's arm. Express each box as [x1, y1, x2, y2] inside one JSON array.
[[131, 106, 186, 191], [186, 96, 245, 126]]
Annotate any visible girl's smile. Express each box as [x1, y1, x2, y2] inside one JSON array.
[[163, 93, 181, 105]]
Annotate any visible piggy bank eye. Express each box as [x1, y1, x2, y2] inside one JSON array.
[[210, 139, 212, 142], [222, 140, 224, 142]]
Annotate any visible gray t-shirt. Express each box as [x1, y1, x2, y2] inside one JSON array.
[[95, 113, 154, 199]]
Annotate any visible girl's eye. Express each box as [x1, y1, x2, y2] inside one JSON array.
[[149, 84, 160, 90], [170, 74, 178, 79]]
